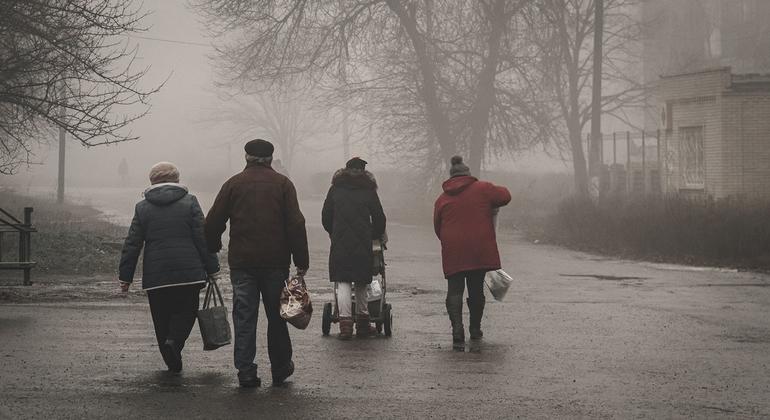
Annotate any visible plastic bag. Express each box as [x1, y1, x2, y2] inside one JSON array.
[[280, 275, 313, 329], [484, 269, 512, 301], [366, 277, 383, 302]]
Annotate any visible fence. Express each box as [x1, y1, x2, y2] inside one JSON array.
[[587, 130, 662, 196], [0, 207, 36, 285]]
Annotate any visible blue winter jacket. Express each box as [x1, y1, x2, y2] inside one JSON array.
[[119, 183, 219, 289]]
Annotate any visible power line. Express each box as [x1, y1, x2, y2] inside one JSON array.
[[125, 34, 212, 48]]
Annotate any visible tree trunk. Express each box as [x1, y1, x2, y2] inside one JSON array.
[[386, 0, 455, 163], [467, 0, 508, 177], [569, 123, 589, 197]]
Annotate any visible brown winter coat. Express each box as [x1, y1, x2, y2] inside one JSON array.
[[205, 162, 309, 270]]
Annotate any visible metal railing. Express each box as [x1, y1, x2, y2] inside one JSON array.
[[0, 207, 36, 285], [587, 130, 663, 196]]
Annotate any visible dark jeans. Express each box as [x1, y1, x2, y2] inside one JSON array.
[[147, 283, 202, 354], [446, 270, 486, 300], [230, 268, 292, 377]]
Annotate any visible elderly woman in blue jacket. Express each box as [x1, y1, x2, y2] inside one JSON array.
[[119, 162, 219, 373]]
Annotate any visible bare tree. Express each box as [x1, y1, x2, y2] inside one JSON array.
[[203, 89, 319, 173], [523, 0, 645, 196], [193, 0, 550, 176], [0, 0, 160, 174]]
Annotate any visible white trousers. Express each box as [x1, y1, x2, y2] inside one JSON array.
[[336, 282, 369, 318]]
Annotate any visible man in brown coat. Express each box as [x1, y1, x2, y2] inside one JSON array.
[[205, 138, 309, 388]]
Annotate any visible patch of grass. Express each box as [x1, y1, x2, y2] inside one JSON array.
[[0, 188, 124, 276]]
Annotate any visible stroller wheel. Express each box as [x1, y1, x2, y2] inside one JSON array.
[[376, 321, 383, 334], [322, 302, 332, 336], [383, 303, 393, 337]]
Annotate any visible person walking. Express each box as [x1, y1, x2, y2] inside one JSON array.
[[205, 139, 309, 388], [119, 162, 220, 373], [433, 156, 511, 344], [322, 157, 386, 339]]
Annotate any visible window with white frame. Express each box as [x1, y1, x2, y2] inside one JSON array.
[[679, 126, 704, 188]]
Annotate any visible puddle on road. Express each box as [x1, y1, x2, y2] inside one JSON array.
[[720, 333, 770, 344], [694, 283, 770, 288], [560, 274, 648, 281], [110, 370, 233, 392], [389, 286, 443, 295]]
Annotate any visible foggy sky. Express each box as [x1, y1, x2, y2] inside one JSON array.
[[2, 1, 569, 195]]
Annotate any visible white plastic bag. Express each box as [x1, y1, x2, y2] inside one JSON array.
[[484, 269, 512, 301], [366, 277, 383, 302]]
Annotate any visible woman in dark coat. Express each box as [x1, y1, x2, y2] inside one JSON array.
[[119, 162, 219, 372], [434, 156, 511, 344], [322, 157, 386, 339]]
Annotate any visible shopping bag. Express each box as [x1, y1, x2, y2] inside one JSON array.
[[197, 276, 232, 351], [484, 269, 513, 301], [366, 277, 383, 302], [280, 274, 313, 329]]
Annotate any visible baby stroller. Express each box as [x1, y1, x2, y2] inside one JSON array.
[[322, 239, 393, 337]]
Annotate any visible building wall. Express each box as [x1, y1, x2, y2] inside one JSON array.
[[659, 68, 770, 199], [721, 94, 770, 198], [660, 69, 727, 197]]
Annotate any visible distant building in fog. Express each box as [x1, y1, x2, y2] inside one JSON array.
[[658, 67, 770, 199], [637, 1, 770, 199], [642, 0, 770, 82]]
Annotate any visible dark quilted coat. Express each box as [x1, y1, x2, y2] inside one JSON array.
[[119, 184, 220, 289], [321, 169, 386, 284]]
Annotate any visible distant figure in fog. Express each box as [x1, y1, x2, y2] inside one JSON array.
[[433, 156, 511, 344], [118, 162, 220, 373], [118, 157, 129, 187], [322, 157, 386, 339], [205, 139, 309, 388]]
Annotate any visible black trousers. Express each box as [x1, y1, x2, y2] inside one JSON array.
[[147, 284, 202, 353], [446, 270, 486, 300]]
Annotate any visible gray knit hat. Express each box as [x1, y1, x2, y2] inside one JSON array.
[[449, 155, 471, 178]]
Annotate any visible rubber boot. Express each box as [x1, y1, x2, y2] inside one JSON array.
[[355, 314, 377, 337], [468, 296, 485, 340], [338, 317, 353, 340], [445, 295, 465, 344], [161, 339, 183, 373]]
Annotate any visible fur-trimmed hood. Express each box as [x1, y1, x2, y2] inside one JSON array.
[[143, 183, 189, 206], [331, 168, 378, 190]]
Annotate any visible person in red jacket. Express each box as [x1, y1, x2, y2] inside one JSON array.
[[433, 155, 511, 344]]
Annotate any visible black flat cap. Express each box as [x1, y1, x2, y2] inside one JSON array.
[[244, 139, 274, 157], [345, 157, 367, 170]]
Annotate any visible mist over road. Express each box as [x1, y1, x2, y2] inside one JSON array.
[[1, 188, 769, 418]]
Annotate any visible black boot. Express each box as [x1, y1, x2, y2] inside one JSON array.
[[445, 296, 465, 344], [467, 296, 485, 340], [161, 339, 183, 373]]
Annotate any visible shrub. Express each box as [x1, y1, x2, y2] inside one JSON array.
[[547, 195, 770, 269]]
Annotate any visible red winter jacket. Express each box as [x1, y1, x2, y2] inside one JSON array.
[[433, 176, 511, 278]]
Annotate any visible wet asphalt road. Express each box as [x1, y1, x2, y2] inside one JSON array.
[[1, 192, 770, 418]]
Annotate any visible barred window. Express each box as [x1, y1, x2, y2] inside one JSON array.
[[679, 126, 704, 188]]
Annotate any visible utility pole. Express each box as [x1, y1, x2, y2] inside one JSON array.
[[227, 142, 232, 172], [57, 84, 66, 204], [589, 0, 604, 194], [340, 57, 351, 160], [342, 107, 350, 159]]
